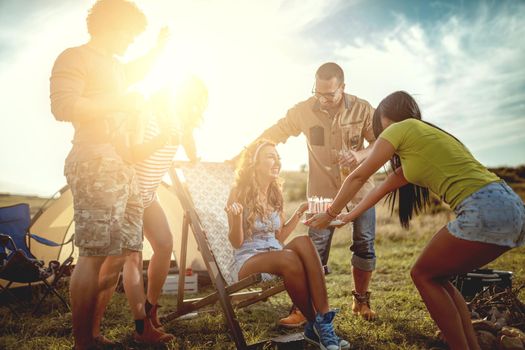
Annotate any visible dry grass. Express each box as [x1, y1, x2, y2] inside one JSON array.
[[1, 168, 524, 349]]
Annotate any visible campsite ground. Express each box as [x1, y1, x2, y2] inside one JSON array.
[[0, 168, 524, 349]]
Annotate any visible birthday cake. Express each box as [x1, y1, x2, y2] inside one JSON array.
[[304, 196, 344, 226]]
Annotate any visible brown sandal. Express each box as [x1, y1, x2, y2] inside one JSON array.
[[351, 290, 377, 321]]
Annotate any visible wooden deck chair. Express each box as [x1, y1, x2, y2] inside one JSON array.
[[162, 161, 289, 349]]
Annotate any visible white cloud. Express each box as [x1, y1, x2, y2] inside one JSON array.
[[331, 2, 525, 161], [134, 0, 346, 170], [0, 0, 343, 195], [1, 0, 523, 196]]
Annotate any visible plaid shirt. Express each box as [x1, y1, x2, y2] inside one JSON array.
[[258, 93, 375, 204]]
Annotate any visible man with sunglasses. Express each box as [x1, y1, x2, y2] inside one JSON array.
[[253, 62, 378, 325]]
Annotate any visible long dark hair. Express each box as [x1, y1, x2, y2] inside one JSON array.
[[372, 91, 430, 228]]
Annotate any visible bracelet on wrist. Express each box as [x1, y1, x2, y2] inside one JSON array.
[[326, 206, 338, 219]]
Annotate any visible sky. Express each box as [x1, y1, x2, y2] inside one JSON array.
[[0, 0, 524, 196]]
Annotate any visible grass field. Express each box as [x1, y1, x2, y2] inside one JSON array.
[[0, 170, 524, 349]]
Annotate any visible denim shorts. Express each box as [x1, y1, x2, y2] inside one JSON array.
[[230, 235, 282, 283], [447, 182, 525, 248]]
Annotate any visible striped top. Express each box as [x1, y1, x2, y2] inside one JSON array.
[[134, 118, 179, 208]]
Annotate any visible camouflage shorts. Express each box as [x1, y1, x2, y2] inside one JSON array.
[[64, 157, 144, 257]]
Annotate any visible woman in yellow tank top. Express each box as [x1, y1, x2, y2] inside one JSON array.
[[307, 91, 525, 350]]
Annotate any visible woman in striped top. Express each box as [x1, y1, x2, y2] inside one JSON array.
[[123, 76, 208, 334]]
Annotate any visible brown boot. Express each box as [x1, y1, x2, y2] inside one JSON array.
[[148, 303, 164, 331], [133, 317, 175, 345], [278, 306, 307, 328], [352, 290, 376, 321]]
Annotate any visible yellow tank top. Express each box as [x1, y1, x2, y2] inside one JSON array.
[[380, 119, 500, 209]]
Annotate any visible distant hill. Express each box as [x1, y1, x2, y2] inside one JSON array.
[[1, 165, 523, 218], [0, 194, 53, 217], [282, 165, 525, 201], [0, 180, 48, 197], [490, 165, 525, 183], [490, 165, 525, 200]]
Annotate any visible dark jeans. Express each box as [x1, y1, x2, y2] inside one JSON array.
[[308, 207, 376, 271]]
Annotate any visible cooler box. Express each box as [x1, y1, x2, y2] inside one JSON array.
[[451, 269, 513, 300], [162, 273, 198, 294]]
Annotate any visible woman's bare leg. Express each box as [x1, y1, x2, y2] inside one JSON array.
[[92, 252, 132, 338], [442, 280, 480, 348], [285, 236, 329, 314], [238, 250, 316, 321], [122, 251, 147, 319], [142, 200, 173, 305], [410, 226, 509, 350]]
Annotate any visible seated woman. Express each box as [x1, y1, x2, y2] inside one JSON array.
[[307, 91, 525, 350], [226, 139, 349, 350]]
